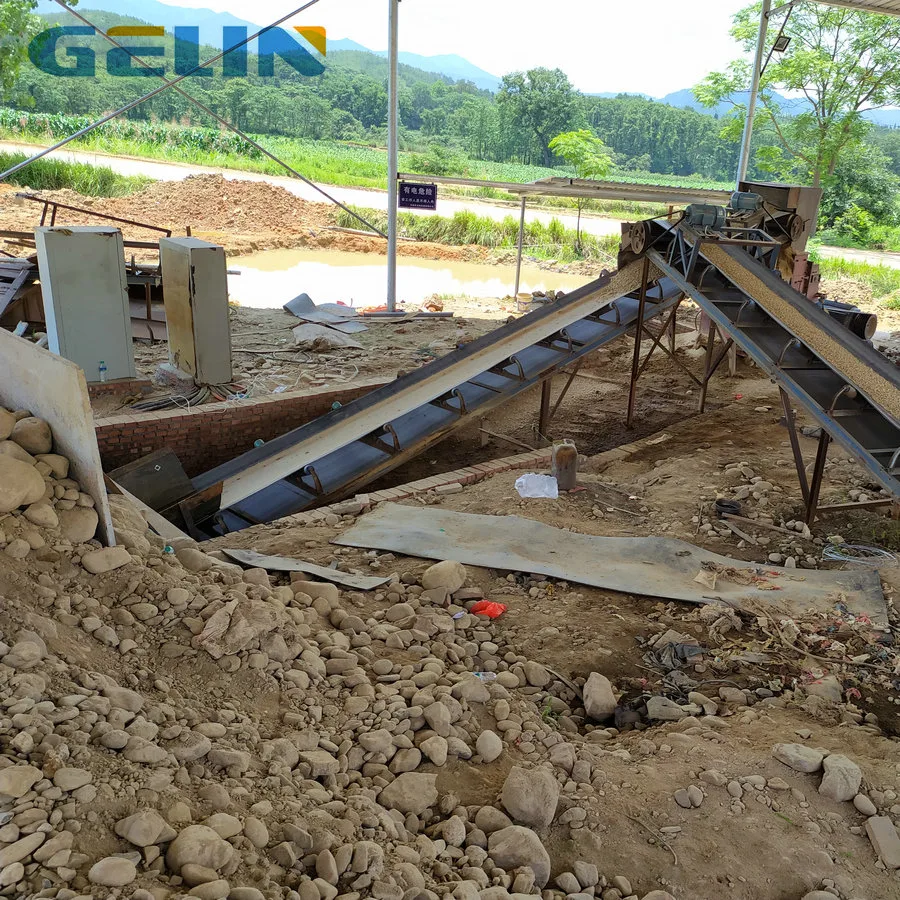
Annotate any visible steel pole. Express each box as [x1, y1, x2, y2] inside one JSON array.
[[386, 0, 400, 312], [513, 196, 526, 297], [736, 0, 771, 188]]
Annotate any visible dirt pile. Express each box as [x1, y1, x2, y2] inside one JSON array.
[[2, 400, 900, 900]]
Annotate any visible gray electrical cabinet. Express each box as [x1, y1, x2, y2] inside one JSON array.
[[160, 237, 233, 386], [35, 226, 136, 383]]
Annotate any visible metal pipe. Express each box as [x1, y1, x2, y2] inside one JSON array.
[[386, 0, 400, 312], [514, 197, 526, 297], [736, 0, 771, 188], [0, 0, 323, 183], [16, 1, 386, 238]]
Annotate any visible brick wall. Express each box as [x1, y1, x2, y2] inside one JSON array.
[[94, 378, 388, 477]]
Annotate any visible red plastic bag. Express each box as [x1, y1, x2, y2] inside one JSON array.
[[469, 600, 507, 619]]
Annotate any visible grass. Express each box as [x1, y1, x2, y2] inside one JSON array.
[[813, 254, 900, 298], [0, 107, 730, 217], [0, 151, 151, 197], [337, 204, 622, 263]]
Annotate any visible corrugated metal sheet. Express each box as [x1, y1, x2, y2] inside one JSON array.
[[814, 0, 900, 15]]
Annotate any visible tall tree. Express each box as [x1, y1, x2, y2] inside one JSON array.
[[0, 0, 39, 97], [548, 129, 612, 248], [497, 67, 580, 166], [695, 2, 900, 186]]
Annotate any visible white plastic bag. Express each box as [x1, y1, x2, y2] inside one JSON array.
[[514, 473, 559, 499]]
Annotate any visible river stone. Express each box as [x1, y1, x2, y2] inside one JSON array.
[[24, 502, 57, 528], [378, 773, 438, 815], [11, 417, 52, 455], [57, 507, 99, 543], [88, 856, 137, 887], [772, 743, 825, 773], [82, 546, 133, 574], [35, 453, 69, 479], [487, 826, 551, 887], [640, 894, 678, 900], [166, 825, 234, 874], [476, 730, 503, 763], [0, 408, 13, 440], [583, 672, 616, 720], [53, 767, 92, 791], [819, 754, 862, 802], [421, 560, 466, 593], [500, 765, 559, 830], [0, 765, 43, 798], [0, 441, 34, 464], [0, 456, 46, 513], [115, 809, 176, 846]]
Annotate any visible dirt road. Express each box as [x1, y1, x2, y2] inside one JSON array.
[[0, 139, 623, 237]]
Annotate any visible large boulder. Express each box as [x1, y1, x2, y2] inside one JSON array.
[[421, 559, 467, 593], [0, 408, 14, 441], [57, 507, 99, 544], [487, 826, 551, 887], [0, 456, 45, 513], [500, 766, 559, 830], [772, 743, 824, 773], [11, 417, 52, 455]]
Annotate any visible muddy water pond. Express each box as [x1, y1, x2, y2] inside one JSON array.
[[227, 247, 590, 309]]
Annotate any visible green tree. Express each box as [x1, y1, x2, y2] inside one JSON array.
[[498, 67, 580, 166], [1, 0, 39, 97], [695, 2, 900, 186], [548, 129, 612, 248]]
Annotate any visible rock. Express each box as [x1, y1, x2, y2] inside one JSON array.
[[801, 894, 843, 900], [116, 809, 176, 846], [35, 453, 68, 478], [853, 793, 877, 816], [0, 408, 13, 440], [640, 894, 677, 900], [1, 640, 43, 670], [88, 857, 137, 887], [674, 789, 691, 809], [583, 672, 616, 720], [819, 754, 862, 802], [0, 833, 45, 868], [500, 766, 559, 830], [82, 545, 133, 574], [805, 675, 843, 703], [420, 735, 449, 766], [476, 730, 503, 762], [0, 765, 42, 798], [177, 547, 215, 573], [24, 502, 57, 528], [11, 417, 51, 455], [865, 816, 900, 868], [522, 661, 551, 688], [166, 825, 234, 874], [421, 560, 466, 593], [573, 862, 599, 888], [57, 507, 99, 543], [646, 696, 687, 721], [299, 750, 340, 778], [378, 773, 438, 815], [772, 743, 824, 773], [53, 767, 92, 791], [0, 456, 45, 513], [487, 826, 551, 888], [0, 440, 35, 464]]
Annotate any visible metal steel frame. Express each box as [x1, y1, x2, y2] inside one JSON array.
[[638, 221, 900, 523]]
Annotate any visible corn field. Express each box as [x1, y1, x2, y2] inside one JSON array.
[[0, 109, 262, 159]]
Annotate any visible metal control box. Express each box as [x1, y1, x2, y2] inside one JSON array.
[[34, 226, 136, 383], [160, 237, 232, 386]]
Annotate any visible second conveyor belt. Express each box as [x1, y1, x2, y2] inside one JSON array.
[[187, 261, 682, 535]]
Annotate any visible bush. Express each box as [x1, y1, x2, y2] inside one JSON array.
[[0, 152, 151, 196]]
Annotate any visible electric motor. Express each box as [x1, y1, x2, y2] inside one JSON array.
[[684, 204, 727, 230], [729, 191, 764, 212]]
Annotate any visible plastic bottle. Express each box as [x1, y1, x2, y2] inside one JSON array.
[[98, 361, 108, 383], [514, 473, 558, 499], [552, 440, 579, 491]]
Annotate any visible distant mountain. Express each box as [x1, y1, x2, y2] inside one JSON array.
[[657, 86, 900, 126]]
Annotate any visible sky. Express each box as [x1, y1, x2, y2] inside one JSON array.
[[193, 0, 752, 97]]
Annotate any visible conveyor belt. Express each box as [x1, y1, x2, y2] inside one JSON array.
[[185, 263, 683, 535], [646, 223, 900, 501]]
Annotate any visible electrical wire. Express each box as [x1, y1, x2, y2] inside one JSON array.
[[822, 543, 898, 567]]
